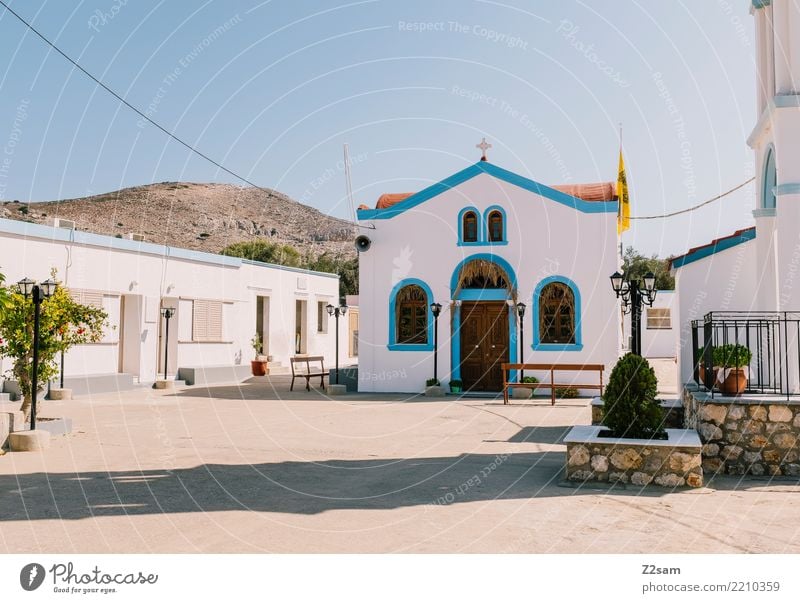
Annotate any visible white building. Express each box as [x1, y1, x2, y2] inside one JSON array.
[[622, 290, 677, 359], [356, 156, 621, 393], [671, 0, 800, 390], [0, 217, 352, 394]]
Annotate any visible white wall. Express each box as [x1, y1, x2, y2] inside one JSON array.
[[673, 240, 758, 386], [622, 290, 677, 359], [0, 219, 342, 384], [358, 172, 620, 393]]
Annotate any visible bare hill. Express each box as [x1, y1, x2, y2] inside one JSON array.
[[1, 182, 356, 259]]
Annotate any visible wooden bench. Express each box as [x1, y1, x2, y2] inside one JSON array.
[[501, 363, 604, 405], [290, 356, 327, 392]]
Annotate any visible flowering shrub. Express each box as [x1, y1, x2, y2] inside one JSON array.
[[0, 273, 107, 420]]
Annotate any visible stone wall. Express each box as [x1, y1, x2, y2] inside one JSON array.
[[683, 386, 800, 476], [564, 426, 703, 488]]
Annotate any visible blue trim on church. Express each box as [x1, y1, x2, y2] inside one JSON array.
[[387, 278, 435, 351], [670, 228, 756, 270], [531, 276, 583, 352], [357, 162, 618, 220]]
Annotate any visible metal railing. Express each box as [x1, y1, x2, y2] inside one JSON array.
[[691, 311, 800, 399]]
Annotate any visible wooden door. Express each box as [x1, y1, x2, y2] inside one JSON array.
[[459, 302, 509, 391]]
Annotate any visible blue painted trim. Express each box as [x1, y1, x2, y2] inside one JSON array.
[[449, 252, 518, 294], [456, 288, 510, 301], [752, 0, 771, 8], [670, 228, 756, 269], [240, 258, 338, 279], [508, 303, 518, 382], [483, 205, 508, 244], [451, 303, 461, 382], [753, 208, 776, 218], [356, 162, 618, 220], [775, 183, 800, 195], [387, 278, 434, 351], [457, 206, 482, 245], [762, 145, 777, 209], [532, 275, 583, 352]]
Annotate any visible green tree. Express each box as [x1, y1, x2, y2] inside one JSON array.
[[0, 276, 108, 420], [622, 246, 674, 290], [602, 353, 663, 439], [221, 239, 303, 267], [222, 239, 359, 297]]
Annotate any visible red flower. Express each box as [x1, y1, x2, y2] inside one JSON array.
[[77, 328, 85, 335]]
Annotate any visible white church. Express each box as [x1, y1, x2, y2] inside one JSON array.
[[670, 0, 800, 393], [356, 142, 622, 393]]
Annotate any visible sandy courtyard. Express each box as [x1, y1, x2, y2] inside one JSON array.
[[0, 377, 798, 553]]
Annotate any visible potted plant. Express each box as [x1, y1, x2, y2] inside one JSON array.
[[601, 352, 664, 439], [250, 333, 268, 376], [694, 346, 716, 386], [714, 344, 752, 395], [449, 379, 463, 394], [425, 378, 443, 397], [515, 375, 538, 399]]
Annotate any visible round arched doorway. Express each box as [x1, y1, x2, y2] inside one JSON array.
[[450, 255, 518, 392]]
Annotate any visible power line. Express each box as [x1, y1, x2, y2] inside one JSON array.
[[630, 177, 755, 220], [0, 0, 268, 193]]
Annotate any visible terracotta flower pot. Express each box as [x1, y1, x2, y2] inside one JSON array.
[[719, 369, 747, 395], [250, 360, 268, 376]]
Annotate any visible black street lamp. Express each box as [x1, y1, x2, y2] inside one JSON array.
[[516, 302, 526, 380], [326, 300, 348, 385], [18, 277, 58, 431], [160, 307, 175, 380], [610, 270, 657, 356], [429, 302, 442, 382]]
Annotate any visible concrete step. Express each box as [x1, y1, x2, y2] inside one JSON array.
[[60, 373, 136, 396], [177, 364, 251, 386]]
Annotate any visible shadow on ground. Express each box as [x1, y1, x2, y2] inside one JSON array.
[[0, 451, 680, 521]]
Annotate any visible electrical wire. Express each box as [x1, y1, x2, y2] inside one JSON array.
[[630, 177, 754, 220]]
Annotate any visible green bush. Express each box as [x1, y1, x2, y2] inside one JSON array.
[[522, 376, 539, 384], [554, 386, 579, 398], [426, 378, 440, 387], [602, 353, 663, 439], [713, 344, 752, 369]]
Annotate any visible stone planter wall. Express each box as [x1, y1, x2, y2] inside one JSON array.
[[564, 425, 703, 488], [683, 386, 800, 476]]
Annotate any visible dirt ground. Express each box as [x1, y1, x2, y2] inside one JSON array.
[[0, 377, 798, 553]]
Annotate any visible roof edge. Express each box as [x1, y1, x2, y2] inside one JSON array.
[[669, 227, 756, 271]]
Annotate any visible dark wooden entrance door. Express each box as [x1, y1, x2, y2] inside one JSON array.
[[460, 302, 510, 391]]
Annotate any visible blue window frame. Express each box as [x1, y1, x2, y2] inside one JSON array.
[[482, 205, 508, 245], [532, 276, 583, 351], [457, 207, 483, 246], [388, 278, 434, 351], [763, 146, 776, 210]]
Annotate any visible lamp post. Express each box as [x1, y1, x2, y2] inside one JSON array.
[[516, 302, 526, 380], [610, 270, 657, 356], [326, 300, 348, 385], [160, 307, 175, 380], [18, 277, 58, 431], [430, 302, 442, 382]]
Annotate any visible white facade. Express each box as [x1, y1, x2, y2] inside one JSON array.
[[0, 218, 348, 387], [671, 0, 800, 387], [622, 290, 678, 359], [356, 161, 621, 393]]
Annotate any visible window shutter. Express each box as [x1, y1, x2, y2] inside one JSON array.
[[192, 300, 223, 341], [69, 289, 103, 308]]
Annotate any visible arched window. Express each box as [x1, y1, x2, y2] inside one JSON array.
[[539, 282, 575, 344], [395, 284, 428, 344], [462, 211, 478, 242], [763, 147, 777, 209], [488, 210, 504, 242]]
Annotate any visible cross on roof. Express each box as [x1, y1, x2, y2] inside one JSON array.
[[476, 137, 492, 161]]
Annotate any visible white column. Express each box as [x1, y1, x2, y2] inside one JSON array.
[[774, 0, 793, 93]]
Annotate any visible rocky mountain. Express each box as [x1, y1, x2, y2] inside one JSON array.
[[1, 182, 357, 259]]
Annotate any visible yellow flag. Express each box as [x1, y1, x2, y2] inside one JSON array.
[[617, 148, 630, 235]]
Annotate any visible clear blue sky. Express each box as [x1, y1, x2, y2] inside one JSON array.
[[0, 0, 757, 257]]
